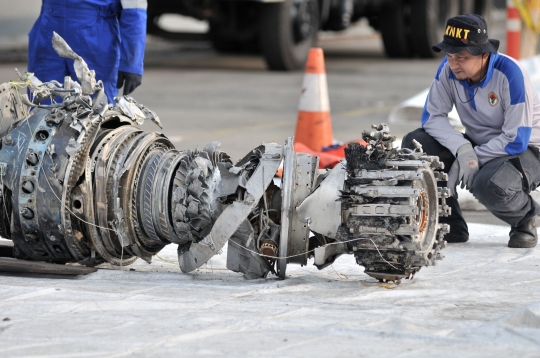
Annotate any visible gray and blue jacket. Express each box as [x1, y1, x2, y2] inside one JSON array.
[[422, 52, 540, 166]]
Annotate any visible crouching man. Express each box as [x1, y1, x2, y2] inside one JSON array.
[[402, 14, 540, 248]]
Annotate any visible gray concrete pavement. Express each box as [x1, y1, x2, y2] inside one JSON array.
[[0, 0, 40, 50]]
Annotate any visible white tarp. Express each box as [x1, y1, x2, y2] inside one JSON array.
[[1, 223, 539, 356]]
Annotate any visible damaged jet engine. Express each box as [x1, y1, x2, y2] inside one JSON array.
[[0, 33, 451, 282]]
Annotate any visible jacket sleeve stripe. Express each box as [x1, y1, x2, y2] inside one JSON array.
[[435, 57, 447, 81], [121, 0, 147, 9], [495, 57, 526, 105], [505, 126, 532, 155], [421, 97, 430, 126]]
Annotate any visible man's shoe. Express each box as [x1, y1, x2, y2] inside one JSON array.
[[508, 216, 538, 248], [443, 232, 469, 243]]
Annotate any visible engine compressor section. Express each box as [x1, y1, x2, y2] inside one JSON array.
[[0, 34, 451, 282]]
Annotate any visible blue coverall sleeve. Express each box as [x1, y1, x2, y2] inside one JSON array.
[[119, 0, 147, 75]]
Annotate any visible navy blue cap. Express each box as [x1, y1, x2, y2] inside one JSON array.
[[432, 14, 500, 55]]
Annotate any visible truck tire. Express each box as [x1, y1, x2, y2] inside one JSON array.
[[260, 0, 320, 71], [410, 0, 459, 58], [209, 23, 259, 54], [474, 0, 493, 25], [459, 0, 475, 14], [380, 0, 414, 58], [209, 2, 260, 54], [455, 1, 494, 30], [323, 0, 354, 31]]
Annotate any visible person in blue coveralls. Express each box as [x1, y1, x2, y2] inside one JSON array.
[[402, 14, 540, 248], [28, 0, 147, 102]]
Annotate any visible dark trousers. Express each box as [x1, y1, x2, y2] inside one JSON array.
[[402, 129, 540, 234]]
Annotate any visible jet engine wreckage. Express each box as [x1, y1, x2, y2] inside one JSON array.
[[0, 34, 451, 282]]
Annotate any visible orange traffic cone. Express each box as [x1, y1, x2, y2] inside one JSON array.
[[294, 48, 333, 152]]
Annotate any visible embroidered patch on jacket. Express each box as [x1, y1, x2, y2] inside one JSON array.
[[488, 92, 499, 106]]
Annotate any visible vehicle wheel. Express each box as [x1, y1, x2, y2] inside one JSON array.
[[260, 0, 320, 71], [380, 0, 414, 58], [209, 2, 260, 54], [457, 0, 493, 23], [410, 0, 459, 58], [209, 23, 260, 54], [459, 0, 475, 14], [475, 0, 493, 25], [146, 1, 162, 36], [322, 0, 354, 31], [209, 23, 242, 53]]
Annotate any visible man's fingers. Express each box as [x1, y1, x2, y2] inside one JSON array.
[[461, 172, 468, 189], [123, 82, 134, 95], [447, 160, 460, 197], [466, 176, 473, 189], [127, 80, 137, 95], [116, 72, 125, 89]]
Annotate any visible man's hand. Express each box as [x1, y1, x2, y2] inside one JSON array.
[[447, 143, 479, 197], [116, 71, 142, 95]]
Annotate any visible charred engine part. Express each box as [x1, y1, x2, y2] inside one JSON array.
[[0, 81, 233, 267], [340, 124, 451, 281], [289, 125, 450, 282], [0, 33, 232, 267], [0, 34, 450, 283]]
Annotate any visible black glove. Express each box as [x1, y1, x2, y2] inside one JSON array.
[[116, 71, 142, 95]]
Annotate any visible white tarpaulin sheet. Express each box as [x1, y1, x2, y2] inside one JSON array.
[[1, 223, 539, 357]]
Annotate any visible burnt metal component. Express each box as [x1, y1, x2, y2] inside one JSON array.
[[0, 257, 97, 275], [171, 147, 222, 246], [0, 239, 14, 258], [116, 96, 163, 129], [0, 80, 232, 268], [178, 142, 282, 273], [227, 219, 274, 280], [0, 74, 449, 282], [0, 35, 450, 282], [284, 152, 319, 266], [277, 138, 294, 279], [51, 31, 96, 95], [260, 241, 278, 257], [0, 82, 28, 137], [46, 108, 67, 125], [296, 162, 346, 239], [336, 124, 450, 281], [0, 34, 234, 269]]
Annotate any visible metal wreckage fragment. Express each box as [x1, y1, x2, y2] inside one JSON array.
[[0, 34, 451, 282]]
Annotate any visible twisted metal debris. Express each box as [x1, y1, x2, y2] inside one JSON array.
[[0, 34, 450, 282]]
